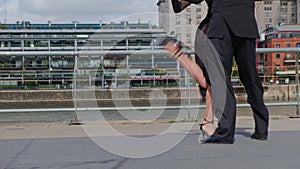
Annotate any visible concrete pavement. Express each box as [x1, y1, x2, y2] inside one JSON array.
[[1, 116, 300, 169]]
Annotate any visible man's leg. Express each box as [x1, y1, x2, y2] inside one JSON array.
[[234, 37, 269, 138], [207, 30, 237, 144]]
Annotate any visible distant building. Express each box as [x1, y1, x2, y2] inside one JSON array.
[[157, 0, 208, 48], [256, 0, 300, 32], [258, 24, 300, 84], [0, 21, 181, 89]]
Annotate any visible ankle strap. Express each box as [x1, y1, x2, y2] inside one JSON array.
[[204, 118, 214, 123]]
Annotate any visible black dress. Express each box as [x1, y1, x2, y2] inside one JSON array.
[[171, 0, 212, 97], [195, 0, 213, 98]]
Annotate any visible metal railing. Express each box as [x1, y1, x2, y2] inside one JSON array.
[[0, 48, 299, 56], [0, 48, 300, 117]]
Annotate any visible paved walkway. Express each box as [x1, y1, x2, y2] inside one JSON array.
[[1, 116, 300, 169]]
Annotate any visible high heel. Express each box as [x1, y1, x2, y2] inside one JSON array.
[[156, 36, 185, 59], [199, 118, 214, 141], [156, 36, 183, 48]]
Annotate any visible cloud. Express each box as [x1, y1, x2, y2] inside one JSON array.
[[0, 0, 158, 23]]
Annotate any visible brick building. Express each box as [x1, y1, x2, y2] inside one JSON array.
[[258, 24, 300, 84]]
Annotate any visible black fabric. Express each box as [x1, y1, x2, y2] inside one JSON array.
[[171, 0, 185, 13], [170, 0, 212, 101], [209, 17, 268, 143], [207, 0, 259, 38], [171, 0, 205, 13], [195, 0, 213, 99], [170, 0, 268, 143]]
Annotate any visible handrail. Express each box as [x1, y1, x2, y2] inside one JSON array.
[[0, 48, 300, 56], [0, 102, 298, 113], [0, 48, 299, 117]]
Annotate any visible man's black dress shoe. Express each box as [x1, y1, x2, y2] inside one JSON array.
[[200, 136, 234, 144], [250, 132, 267, 141]]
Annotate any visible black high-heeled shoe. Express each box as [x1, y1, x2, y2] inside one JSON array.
[[199, 118, 214, 141], [156, 36, 183, 48], [156, 36, 184, 60]]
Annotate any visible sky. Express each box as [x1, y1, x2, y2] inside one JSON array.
[[0, 0, 159, 24]]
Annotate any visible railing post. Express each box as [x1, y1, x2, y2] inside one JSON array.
[[69, 53, 82, 125], [290, 51, 300, 118], [296, 52, 299, 116], [187, 54, 192, 120], [187, 71, 191, 121]]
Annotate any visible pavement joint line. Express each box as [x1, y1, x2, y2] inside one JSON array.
[[2, 124, 49, 169]]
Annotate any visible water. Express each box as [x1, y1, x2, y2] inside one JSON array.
[[0, 111, 76, 122], [0, 109, 201, 123], [0, 103, 293, 123]]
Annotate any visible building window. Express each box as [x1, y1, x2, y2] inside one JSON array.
[[186, 14, 191, 25], [276, 54, 281, 59], [177, 34, 181, 40], [187, 18, 192, 25], [280, 1, 287, 6], [296, 43, 300, 48], [286, 44, 291, 48], [264, 12, 272, 17], [186, 33, 191, 38], [280, 8, 287, 12], [276, 44, 280, 48], [276, 65, 280, 71], [265, 24, 271, 28], [264, 7, 272, 11], [176, 26, 181, 32], [264, 55, 268, 62], [258, 64, 264, 73], [187, 38, 191, 43], [264, 1, 272, 5], [264, 18, 272, 23]]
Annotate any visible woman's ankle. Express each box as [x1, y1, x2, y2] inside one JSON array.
[[201, 121, 215, 136]]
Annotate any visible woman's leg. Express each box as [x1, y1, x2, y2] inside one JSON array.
[[177, 54, 207, 89], [164, 41, 207, 88], [163, 41, 215, 135], [201, 86, 215, 136]]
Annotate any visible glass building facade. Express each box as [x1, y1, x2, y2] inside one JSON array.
[[0, 21, 184, 89]]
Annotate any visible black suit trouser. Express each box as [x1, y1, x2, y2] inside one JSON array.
[[209, 26, 269, 143]]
